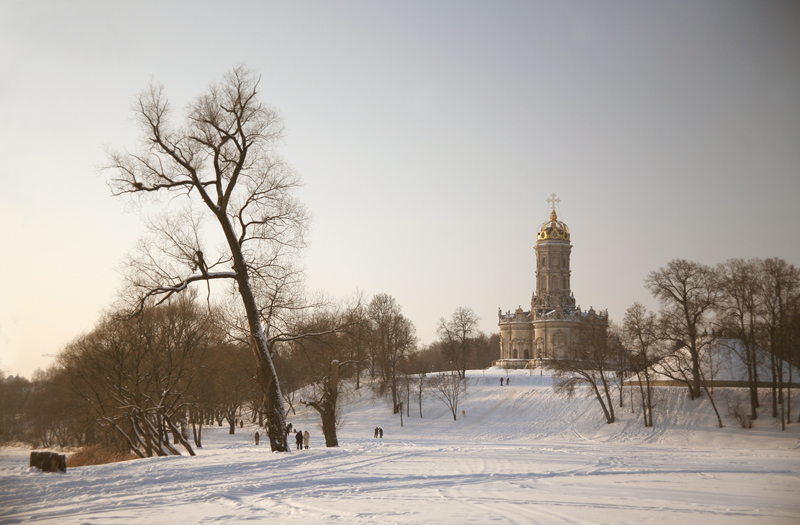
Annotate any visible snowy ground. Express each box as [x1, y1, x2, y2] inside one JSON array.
[[2, 369, 799, 524]]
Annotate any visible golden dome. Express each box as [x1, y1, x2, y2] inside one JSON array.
[[537, 209, 570, 241]]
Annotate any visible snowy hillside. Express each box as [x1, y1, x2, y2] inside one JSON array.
[[2, 368, 799, 524]]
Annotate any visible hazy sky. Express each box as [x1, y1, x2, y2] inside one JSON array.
[[1, 1, 799, 378]]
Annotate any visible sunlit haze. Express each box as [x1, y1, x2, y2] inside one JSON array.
[[1, 1, 798, 377]]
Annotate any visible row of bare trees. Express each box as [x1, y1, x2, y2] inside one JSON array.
[[1, 293, 264, 454], [552, 257, 800, 430]]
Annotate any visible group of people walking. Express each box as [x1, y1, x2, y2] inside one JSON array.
[[295, 429, 310, 449], [254, 424, 310, 450]]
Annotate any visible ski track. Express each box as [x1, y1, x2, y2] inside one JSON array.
[[2, 369, 800, 524]]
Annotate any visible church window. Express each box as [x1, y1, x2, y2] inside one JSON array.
[[523, 349, 530, 359], [513, 348, 518, 359]]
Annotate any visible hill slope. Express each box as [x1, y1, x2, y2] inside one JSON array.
[[315, 367, 800, 450]]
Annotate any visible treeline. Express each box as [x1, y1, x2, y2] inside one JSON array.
[[0, 292, 496, 452], [0, 293, 262, 455], [553, 257, 800, 431]]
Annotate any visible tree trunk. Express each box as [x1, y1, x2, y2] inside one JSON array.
[[418, 376, 424, 418], [391, 368, 399, 414], [636, 373, 649, 427], [590, 382, 614, 424]]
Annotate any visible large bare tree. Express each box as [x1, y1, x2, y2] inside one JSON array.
[[108, 67, 307, 451], [645, 259, 719, 400]]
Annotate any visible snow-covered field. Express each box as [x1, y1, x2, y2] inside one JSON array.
[[2, 369, 799, 524]]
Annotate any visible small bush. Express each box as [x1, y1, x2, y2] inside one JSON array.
[[725, 392, 753, 429], [67, 444, 137, 467]]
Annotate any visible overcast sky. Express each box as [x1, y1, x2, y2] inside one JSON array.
[[1, 1, 799, 378]]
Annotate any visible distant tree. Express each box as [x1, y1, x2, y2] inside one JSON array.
[[431, 370, 467, 421], [622, 303, 664, 427], [291, 309, 354, 447], [367, 294, 416, 413], [472, 333, 501, 370], [300, 357, 348, 447], [715, 259, 762, 420], [552, 314, 619, 424], [414, 373, 430, 418], [646, 259, 720, 400], [756, 258, 800, 429], [207, 343, 256, 435], [108, 66, 308, 452], [343, 298, 371, 390], [0, 373, 32, 443], [437, 307, 480, 379], [60, 296, 209, 457]]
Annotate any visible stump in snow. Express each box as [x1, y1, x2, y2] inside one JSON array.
[[30, 451, 66, 473]]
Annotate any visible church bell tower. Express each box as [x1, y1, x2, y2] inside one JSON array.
[[532, 194, 577, 318]]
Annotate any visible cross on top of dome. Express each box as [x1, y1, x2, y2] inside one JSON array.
[[537, 194, 570, 241], [547, 193, 560, 212]]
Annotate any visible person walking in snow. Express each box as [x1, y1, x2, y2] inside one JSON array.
[[254, 431, 260, 446], [303, 430, 310, 449], [500, 377, 504, 386], [506, 377, 510, 385], [374, 427, 379, 438], [295, 430, 303, 450], [379, 427, 383, 439]]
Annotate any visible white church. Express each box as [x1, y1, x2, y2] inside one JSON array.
[[495, 195, 608, 368]]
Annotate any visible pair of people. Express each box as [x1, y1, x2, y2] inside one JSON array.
[[295, 430, 310, 450], [500, 377, 510, 386], [373, 427, 383, 438]]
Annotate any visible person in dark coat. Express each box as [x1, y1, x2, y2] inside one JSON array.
[[295, 430, 303, 450], [379, 427, 383, 438], [500, 377, 504, 386], [506, 377, 510, 385], [374, 427, 379, 438], [254, 431, 260, 446]]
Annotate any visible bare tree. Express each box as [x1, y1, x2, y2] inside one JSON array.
[[432, 371, 467, 421], [646, 259, 719, 400], [437, 307, 480, 379], [756, 258, 800, 429], [552, 314, 619, 424], [622, 303, 664, 427], [367, 294, 416, 413], [300, 359, 349, 447], [60, 296, 209, 457], [290, 308, 358, 447], [108, 67, 308, 452], [715, 259, 762, 420]]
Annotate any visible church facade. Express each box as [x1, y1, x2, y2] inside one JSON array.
[[495, 196, 608, 368]]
